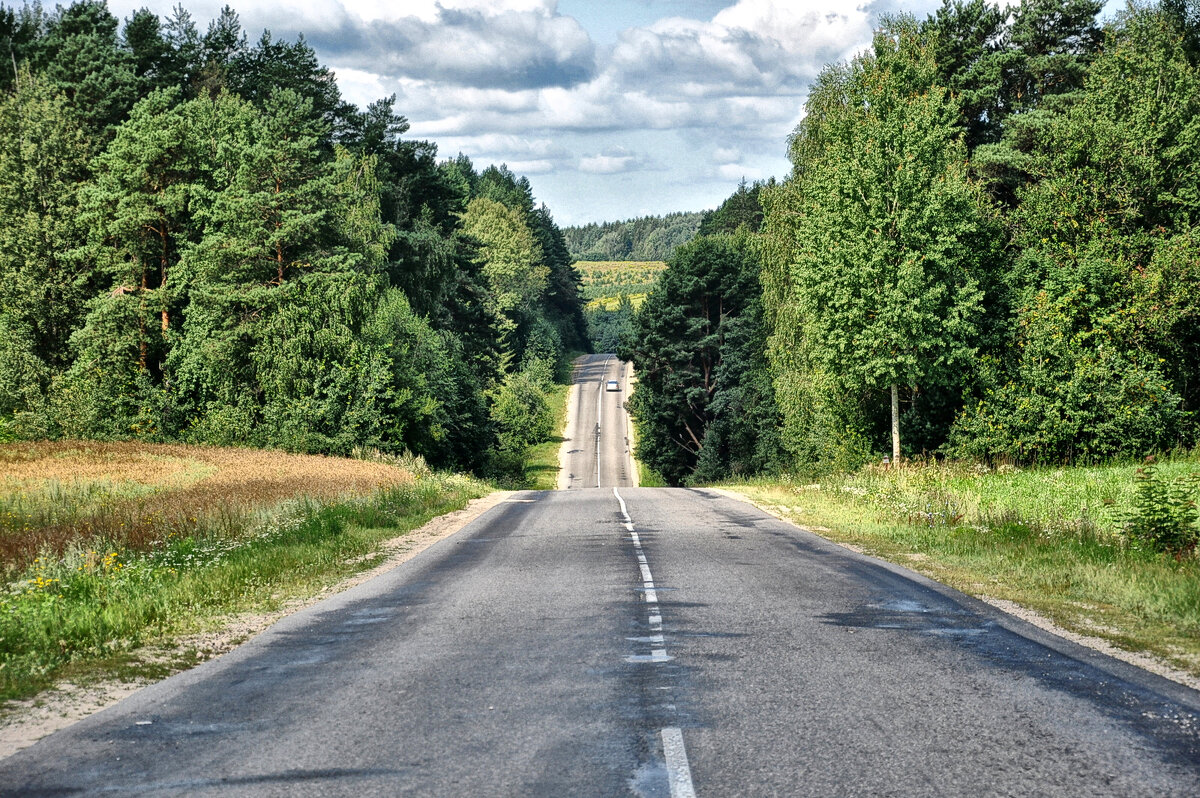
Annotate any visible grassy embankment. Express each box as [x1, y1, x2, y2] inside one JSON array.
[[576, 261, 665, 311], [728, 457, 1200, 676], [0, 441, 489, 703], [525, 380, 573, 491]]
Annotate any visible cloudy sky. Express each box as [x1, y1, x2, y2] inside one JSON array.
[[106, 1, 1117, 225]]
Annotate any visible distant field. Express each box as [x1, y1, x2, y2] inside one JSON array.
[[0, 441, 485, 701], [585, 294, 648, 311], [574, 260, 665, 302]]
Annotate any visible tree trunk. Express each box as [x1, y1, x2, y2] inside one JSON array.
[[891, 383, 900, 464], [138, 266, 148, 372]]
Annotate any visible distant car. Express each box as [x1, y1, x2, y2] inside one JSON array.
[[605, 379, 620, 392]]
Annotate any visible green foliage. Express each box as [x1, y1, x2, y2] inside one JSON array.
[[950, 6, 1200, 462], [33, 0, 139, 136], [1121, 456, 1200, 556], [0, 3, 43, 94], [698, 178, 766, 236], [965, 0, 1105, 202], [586, 293, 636, 354], [626, 234, 782, 485], [765, 17, 1000, 465], [530, 205, 588, 354], [563, 211, 703, 262], [485, 360, 557, 485], [0, 4, 585, 478], [920, 0, 1008, 150], [0, 70, 92, 417], [462, 196, 548, 351]]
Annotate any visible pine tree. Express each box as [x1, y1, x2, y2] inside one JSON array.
[[626, 234, 772, 484], [34, 1, 138, 137]]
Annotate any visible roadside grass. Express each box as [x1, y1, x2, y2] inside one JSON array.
[[0, 442, 488, 703], [728, 457, 1200, 677], [526, 382, 572, 490], [637, 462, 668, 488], [0, 441, 414, 571]]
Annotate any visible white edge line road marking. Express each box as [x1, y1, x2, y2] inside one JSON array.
[[662, 727, 697, 798], [597, 355, 611, 488], [615, 488, 698, 796]]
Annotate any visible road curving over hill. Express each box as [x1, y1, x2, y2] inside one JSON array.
[[559, 353, 637, 490]]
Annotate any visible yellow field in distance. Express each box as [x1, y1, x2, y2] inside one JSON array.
[[586, 294, 648, 311], [575, 261, 665, 307]]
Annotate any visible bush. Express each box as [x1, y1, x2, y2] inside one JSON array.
[[1120, 456, 1199, 556], [489, 366, 553, 454]]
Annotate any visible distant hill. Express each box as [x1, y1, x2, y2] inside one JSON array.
[[563, 211, 704, 262]]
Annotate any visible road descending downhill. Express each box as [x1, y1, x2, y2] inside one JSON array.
[[3, 362, 1200, 795], [560, 353, 636, 489]]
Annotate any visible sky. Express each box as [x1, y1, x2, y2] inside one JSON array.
[[104, 1, 1120, 226]]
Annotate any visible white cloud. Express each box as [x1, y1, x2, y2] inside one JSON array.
[[716, 162, 767, 181], [504, 159, 557, 174], [341, 0, 558, 25], [713, 147, 742, 163], [103, 0, 949, 222], [303, 3, 596, 91], [327, 66, 388, 108], [579, 147, 645, 174]]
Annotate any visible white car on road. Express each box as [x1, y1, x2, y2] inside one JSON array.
[[605, 379, 620, 392]]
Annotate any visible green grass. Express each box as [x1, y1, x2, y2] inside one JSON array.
[[637, 461, 668, 488], [525, 382, 572, 491], [1, 465, 488, 703], [728, 457, 1200, 676]]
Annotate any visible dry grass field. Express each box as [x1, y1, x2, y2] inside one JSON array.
[[0, 441, 484, 701], [0, 441, 413, 574]]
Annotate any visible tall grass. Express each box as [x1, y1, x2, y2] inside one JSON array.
[[0, 442, 487, 702], [0, 441, 409, 572]]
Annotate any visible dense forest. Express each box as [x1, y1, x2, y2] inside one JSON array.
[[5, 0, 1199, 492], [626, 0, 1200, 485], [0, 1, 587, 479], [563, 211, 704, 262]]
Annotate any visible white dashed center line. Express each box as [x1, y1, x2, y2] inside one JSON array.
[[662, 727, 698, 798], [614, 487, 697, 798]]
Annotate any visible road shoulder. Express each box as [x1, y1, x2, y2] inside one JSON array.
[[712, 486, 1200, 694], [0, 490, 514, 760]]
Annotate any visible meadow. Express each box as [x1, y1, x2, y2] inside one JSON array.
[[575, 261, 665, 307], [0, 442, 487, 702], [731, 456, 1200, 678]]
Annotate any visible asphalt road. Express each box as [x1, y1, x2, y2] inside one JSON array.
[[4, 485, 1200, 796], [560, 353, 636, 489]]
